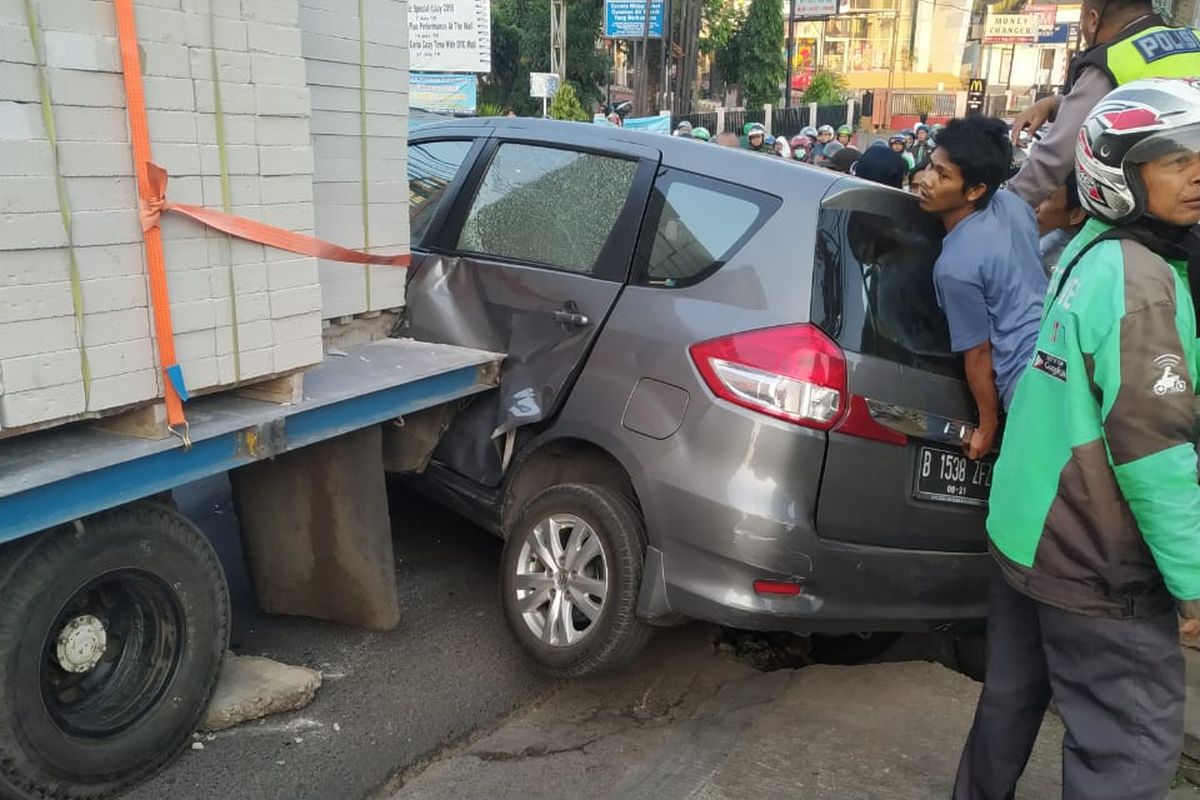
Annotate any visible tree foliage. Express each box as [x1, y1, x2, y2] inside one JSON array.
[[800, 69, 849, 106], [478, 0, 608, 117], [736, 0, 786, 109], [701, 0, 744, 86], [549, 82, 591, 121]]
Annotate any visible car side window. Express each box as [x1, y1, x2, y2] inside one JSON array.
[[456, 143, 637, 274], [408, 140, 474, 246], [811, 207, 960, 379], [635, 169, 779, 288]]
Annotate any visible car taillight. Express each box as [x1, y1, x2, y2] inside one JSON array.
[[689, 323, 906, 446]]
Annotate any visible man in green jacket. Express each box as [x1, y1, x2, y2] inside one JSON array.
[[954, 78, 1200, 800]]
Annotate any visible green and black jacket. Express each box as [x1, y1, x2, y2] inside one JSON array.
[[989, 218, 1200, 618]]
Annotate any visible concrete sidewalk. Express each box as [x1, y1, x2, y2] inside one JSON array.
[[380, 627, 1200, 800]]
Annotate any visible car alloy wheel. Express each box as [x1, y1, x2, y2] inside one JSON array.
[[513, 513, 609, 647]]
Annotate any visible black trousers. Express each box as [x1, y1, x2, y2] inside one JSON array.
[[953, 572, 1185, 800]]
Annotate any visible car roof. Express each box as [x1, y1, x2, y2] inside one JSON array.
[[409, 117, 845, 198]]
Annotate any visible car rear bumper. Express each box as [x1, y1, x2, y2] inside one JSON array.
[[648, 533, 991, 635]]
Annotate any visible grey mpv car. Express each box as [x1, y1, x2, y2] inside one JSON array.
[[401, 118, 993, 677]]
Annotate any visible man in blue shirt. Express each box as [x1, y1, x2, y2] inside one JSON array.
[[917, 116, 1048, 459]]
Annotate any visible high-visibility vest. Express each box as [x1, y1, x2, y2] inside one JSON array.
[[1068, 17, 1200, 91]]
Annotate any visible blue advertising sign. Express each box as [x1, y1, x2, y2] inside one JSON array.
[[1037, 23, 1071, 44], [411, 72, 478, 114], [605, 0, 664, 38], [592, 114, 671, 134]]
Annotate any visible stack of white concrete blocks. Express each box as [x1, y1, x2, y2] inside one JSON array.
[[299, 0, 408, 319], [0, 0, 408, 433]]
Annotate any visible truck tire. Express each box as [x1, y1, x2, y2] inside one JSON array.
[[500, 484, 652, 678], [0, 502, 230, 799]]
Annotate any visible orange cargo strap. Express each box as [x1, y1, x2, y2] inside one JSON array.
[[111, 0, 410, 448], [138, 164, 412, 268], [114, 0, 187, 443]]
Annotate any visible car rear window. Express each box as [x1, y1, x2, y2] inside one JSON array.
[[634, 169, 779, 288], [811, 207, 961, 379]]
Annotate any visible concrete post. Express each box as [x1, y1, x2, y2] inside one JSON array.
[[809, 101, 818, 129], [846, 100, 856, 127], [231, 425, 401, 631], [764, 104, 773, 136], [716, 107, 726, 133]]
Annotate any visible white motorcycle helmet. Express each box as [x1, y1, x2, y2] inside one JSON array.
[[1075, 78, 1200, 225]]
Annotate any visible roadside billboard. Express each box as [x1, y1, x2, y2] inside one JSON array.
[[604, 0, 665, 38], [983, 12, 1040, 43], [409, 0, 492, 73], [411, 73, 478, 113], [791, 0, 839, 18]]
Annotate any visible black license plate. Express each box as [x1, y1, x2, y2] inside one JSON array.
[[913, 445, 994, 507]]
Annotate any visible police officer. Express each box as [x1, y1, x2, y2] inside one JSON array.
[[812, 125, 835, 161], [954, 78, 1200, 800], [1008, 0, 1200, 206]]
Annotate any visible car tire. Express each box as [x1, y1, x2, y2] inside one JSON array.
[[0, 502, 230, 800], [500, 484, 652, 678]]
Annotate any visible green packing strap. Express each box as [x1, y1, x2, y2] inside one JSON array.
[[208, 10, 242, 382], [23, 0, 91, 406], [359, 0, 372, 310]]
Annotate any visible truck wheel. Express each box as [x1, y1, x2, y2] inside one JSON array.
[[0, 502, 230, 799], [500, 484, 652, 678]]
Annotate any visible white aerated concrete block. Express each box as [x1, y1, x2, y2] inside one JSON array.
[[273, 336, 321, 371], [87, 369, 159, 412], [0, 0, 356, 431], [0, 348, 86, 393], [43, 31, 121, 72], [247, 21, 302, 56], [0, 383, 86, 428]]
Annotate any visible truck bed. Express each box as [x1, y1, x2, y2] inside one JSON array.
[[0, 338, 502, 545]]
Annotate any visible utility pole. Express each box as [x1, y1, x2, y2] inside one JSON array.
[[550, 0, 567, 83], [785, 0, 797, 108], [638, 0, 652, 114]]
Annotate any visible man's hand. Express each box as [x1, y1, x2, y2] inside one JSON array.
[[1011, 96, 1059, 146], [1181, 600, 1200, 638], [965, 424, 996, 461]]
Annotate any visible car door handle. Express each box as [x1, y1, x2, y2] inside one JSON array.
[[553, 309, 591, 328]]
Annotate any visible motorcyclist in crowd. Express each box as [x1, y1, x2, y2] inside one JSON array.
[[691, 126, 711, 142], [772, 135, 790, 158], [745, 123, 771, 153], [890, 133, 917, 177], [854, 142, 907, 188], [816, 140, 843, 166], [790, 134, 812, 162], [737, 121, 753, 148], [1036, 170, 1087, 276], [836, 125, 853, 146], [1007, 0, 1200, 207], [903, 130, 916, 152], [827, 146, 861, 173], [800, 125, 819, 152], [954, 77, 1200, 800], [812, 125, 836, 161], [912, 123, 934, 165], [673, 121, 693, 138], [714, 130, 741, 148]]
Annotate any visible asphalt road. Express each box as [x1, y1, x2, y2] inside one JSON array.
[[128, 475, 551, 800]]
